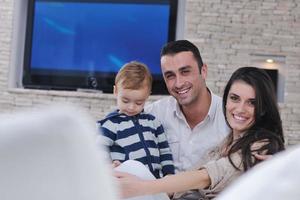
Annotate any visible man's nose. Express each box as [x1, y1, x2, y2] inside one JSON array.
[[175, 75, 185, 88]]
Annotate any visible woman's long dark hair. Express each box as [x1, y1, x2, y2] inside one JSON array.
[[222, 67, 285, 171]]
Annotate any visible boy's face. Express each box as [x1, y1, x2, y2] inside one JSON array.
[[114, 83, 150, 116]]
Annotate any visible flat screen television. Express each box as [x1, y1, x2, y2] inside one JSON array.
[[23, 0, 178, 94]]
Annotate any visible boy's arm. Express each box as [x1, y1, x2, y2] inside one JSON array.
[[97, 121, 115, 146], [154, 121, 175, 176], [97, 121, 118, 161]]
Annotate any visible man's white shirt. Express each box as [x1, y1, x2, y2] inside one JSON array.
[[145, 92, 230, 172]]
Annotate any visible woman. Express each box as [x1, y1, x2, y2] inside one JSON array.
[[115, 67, 285, 199]]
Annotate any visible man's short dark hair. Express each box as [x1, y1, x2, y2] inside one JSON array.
[[160, 40, 204, 72]]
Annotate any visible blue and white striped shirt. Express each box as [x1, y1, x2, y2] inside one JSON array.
[[98, 110, 175, 178]]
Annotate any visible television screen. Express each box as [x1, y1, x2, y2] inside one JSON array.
[[23, 0, 178, 94]]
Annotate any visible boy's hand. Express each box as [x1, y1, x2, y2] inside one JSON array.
[[112, 160, 122, 168]]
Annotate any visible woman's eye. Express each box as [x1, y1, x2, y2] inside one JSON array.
[[230, 95, 239, 101], [248, 99, 256, 106]]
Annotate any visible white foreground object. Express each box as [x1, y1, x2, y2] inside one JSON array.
[[217, 145, 300, 200], [0, 105, 119, 200], [115, 160, 170, 200]]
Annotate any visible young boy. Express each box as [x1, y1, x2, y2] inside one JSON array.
[[98, 61, 175, 178]]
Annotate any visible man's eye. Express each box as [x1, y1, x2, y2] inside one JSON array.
[[182, 70, 190, 75], [165, 74, 175, 79]]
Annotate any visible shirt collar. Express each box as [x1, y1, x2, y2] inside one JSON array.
[[106, 109, 145, 118], [208, 90, 219, 120]]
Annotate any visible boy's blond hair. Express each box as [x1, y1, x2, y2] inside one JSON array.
[[115, 61, 152, 91]]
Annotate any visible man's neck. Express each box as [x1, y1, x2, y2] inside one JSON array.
[[181, 89, 212, 129]]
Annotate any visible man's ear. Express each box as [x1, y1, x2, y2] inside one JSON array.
[[200, 64, 208, 80]]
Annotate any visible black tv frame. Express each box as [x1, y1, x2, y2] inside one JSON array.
[[22, 0, 178, 94]]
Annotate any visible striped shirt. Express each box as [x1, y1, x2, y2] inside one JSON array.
[[98, 110, 175, 178]]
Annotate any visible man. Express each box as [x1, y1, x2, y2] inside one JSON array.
[[145, 40, 229, 172]]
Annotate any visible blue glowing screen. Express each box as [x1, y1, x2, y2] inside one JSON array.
[[30, 1, 170, 75]]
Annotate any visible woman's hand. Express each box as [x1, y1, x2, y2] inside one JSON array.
[[253, 153, 272, 161], [114, 168, 211, 198], [114, 171, 146, 198]]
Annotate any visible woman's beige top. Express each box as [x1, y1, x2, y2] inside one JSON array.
[[173, 142, 243, 200], [200, 152, 243, 199]]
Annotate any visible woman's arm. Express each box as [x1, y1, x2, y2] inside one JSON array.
[[115, 169, 211, 198]]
